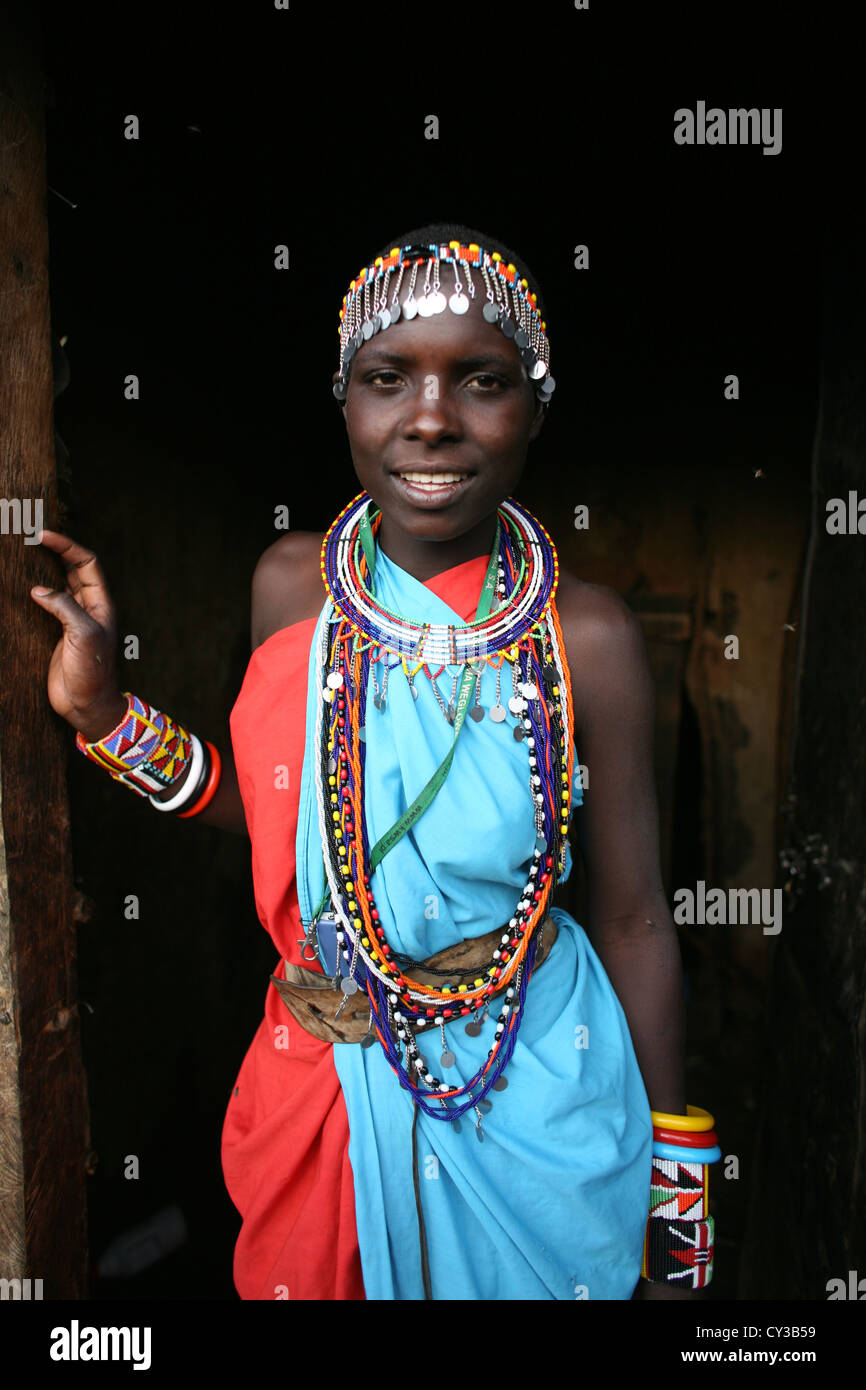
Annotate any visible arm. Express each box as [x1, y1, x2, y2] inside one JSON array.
[[561, 582, 685, 1111], [51, 526, 274, 839], [559, 582, 695, 1299]]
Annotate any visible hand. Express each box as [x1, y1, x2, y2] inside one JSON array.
[[30, 529, 126, 735]]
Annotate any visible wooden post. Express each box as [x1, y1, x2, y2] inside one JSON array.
[[0, 5, 89, 1298]]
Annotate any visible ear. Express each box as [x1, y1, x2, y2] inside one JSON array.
[[528, 396, 547, 442]]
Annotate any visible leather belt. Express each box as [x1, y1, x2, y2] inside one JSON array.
[[271, 918, 558, 1045]]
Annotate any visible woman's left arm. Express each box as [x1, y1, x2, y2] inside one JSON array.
[[558, 579, 696, 1299], [560, 578, 685, 1109]]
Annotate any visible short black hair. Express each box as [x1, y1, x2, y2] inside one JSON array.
[[373, 222, 549, 327]]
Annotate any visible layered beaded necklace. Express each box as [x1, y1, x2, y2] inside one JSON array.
[[312, 490, 574, 1129]]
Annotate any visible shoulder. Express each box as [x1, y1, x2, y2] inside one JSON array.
[[553, 570, 653, 729], [250, 531, 325, 650]]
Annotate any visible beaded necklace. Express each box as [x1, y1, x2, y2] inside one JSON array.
[[312, 491, 574, 1130]]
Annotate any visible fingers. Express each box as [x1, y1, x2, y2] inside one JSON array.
[[29, 585, 102, 638], [31, 528, 115, 627]]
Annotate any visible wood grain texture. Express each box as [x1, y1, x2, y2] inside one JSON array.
[[0, 4, 89, 1298]]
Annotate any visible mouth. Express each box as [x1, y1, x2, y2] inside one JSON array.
[[391, 469, 472, 505]]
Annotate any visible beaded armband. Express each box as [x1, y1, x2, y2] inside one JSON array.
[[75, 692, 220, 817], [642, 1107, 719, 1289], [642, 1216, 715, 1289], [75, 692, 192, 795]]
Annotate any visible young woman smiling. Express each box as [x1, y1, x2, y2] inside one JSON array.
[[33, 223, 713, 1301]]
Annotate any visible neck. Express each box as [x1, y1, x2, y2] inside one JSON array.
[[374, 511, 499, 582]]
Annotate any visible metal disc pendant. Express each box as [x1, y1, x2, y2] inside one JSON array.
[[431, 291, 447, 313], [449, 292, 469, 314], [452, 1117, 462, 1134], [469, 704, 485, 722], [390, 300, 401, 323], [508, 694, 525, 715], [543, 662, 557, 682], [492, 1074, 508, 1091], [489, 704, 507, 722], [328, 756, 337, 774], [409, 683, 419, 700], [416, 294, 433, 317], [361, 319, 374, 340], [446, 701, 456, 724], [514, 328, 529, 349], [341, 977, 359, 995], [361, 1031, 376, 1049], [535, 835, 547, 852], [464, 1020, 481, 1037], [475, 1124, 484, 1143], [477, 1097, 493, 1114], [402, 296, 418, 320], [513, 724, 525, 741], [379, 308, 391, 330], [482, 301, 500, 322], [499, 315, 516, 339], [530, 359, 548, 380], [440, 1050, 456, 1069], [357, 726, 366, 742], [374, 695, 385, 711]]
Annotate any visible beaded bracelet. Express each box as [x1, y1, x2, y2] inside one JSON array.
[[642, 1106, 719, 1287], [75, 692, 220, 818], [642, 1215, 715, 1289], [650, 1105, 714, 1133]]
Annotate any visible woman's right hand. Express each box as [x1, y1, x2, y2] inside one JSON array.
[[30, 529, 128, 737]]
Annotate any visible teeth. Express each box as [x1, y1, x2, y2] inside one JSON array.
[[399, 471, 469, 484]]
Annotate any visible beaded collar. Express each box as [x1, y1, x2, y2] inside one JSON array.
[[311, 492, 574, 1131]]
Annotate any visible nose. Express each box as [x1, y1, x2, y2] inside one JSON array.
[[401, 381, 462, 445]]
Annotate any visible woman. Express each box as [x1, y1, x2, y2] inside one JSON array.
[[32, 223, 716, 1300]]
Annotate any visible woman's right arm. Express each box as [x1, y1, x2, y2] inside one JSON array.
[[31, 529, 248, 836]]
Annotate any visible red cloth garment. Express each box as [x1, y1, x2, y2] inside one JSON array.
[[221, 553, 491, 1301]]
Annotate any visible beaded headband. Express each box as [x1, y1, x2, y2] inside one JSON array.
[[333, 241, 556, 405]]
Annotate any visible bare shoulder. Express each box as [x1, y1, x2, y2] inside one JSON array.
[[553, 570, 653, 725], [250, 531, 326, 650]]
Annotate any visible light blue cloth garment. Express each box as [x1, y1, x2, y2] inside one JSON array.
[[295, 542, 652, 1300]]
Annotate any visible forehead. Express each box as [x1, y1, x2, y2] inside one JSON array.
[[351, 292, 524, 369]]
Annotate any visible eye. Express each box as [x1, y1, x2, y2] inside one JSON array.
[[467, 373, 508, 391], [365, 369, 403, 387]]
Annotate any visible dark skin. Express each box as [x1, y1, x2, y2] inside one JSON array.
[[30, 283, 695, 1300]]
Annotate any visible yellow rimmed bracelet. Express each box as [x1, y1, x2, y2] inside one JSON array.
[[650, 1104, 715, 1133]]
